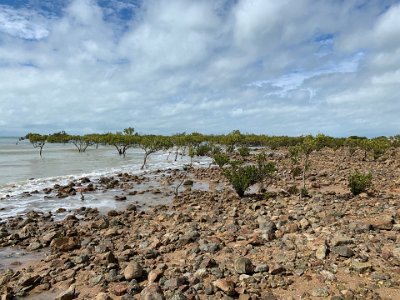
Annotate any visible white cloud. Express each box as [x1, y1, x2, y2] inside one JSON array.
[[0, 0, 399, 137], [0, 5, 50, 39]]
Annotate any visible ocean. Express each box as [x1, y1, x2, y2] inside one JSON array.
[[0, 137, 210, 219]]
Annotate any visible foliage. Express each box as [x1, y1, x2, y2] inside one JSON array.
[[223, 154, 276, 197], [138, 135, 169, 169], [25, 133, 48, 157], [69, 135, 95, 152], [212, 153, 230, 168], [223, 162, 259, 197], [369, 138, 390, 161], [20, 129, 400, 170], [238, 146, 250, 157], [300, 187, 309, 198], [195, 144, 212, 156], [348, 171, 372, 195], [288, 136, 317, 196]]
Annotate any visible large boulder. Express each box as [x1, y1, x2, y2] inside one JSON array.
[[50, 237, 80, 252]]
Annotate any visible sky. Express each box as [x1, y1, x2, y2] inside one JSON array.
[[0, 0, 399, 137]]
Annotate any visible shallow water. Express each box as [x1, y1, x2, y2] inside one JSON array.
[[0, 246, 47, 272], [0, 137, 212, 219]]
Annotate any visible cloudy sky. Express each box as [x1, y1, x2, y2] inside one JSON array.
[[0, 0, 399, 137]]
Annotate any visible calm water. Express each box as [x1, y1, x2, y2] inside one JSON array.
[[0, 137, 210, 219], [0, 137, 145, 186]]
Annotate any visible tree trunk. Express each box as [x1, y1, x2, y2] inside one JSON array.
[[141, 152, 149, 170], [174, 150, 179, 161]]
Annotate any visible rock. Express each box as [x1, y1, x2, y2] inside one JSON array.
[[55, 285, 76, 300], [331, 234, 353, 247], [258, 217, 276, 241], [95, 293, 112, 300], [124, 261, 143, 280], [126, 204, 137, 211], [41, 231, 58, 244], [74, 254, 89, 264], [333, 246, 354, 258], [349, 223, 371, 233], [169, 293, 187, 300], [27, 241, 42, 251], [18, 275, 42, 287], [213, 279, 236, 296], [254, 264, 269, 273], [320, 270, 336, 281], [370, 215, 393, 230], [104, 228, 118, 237], [269, 264, 285, 275], [1, 293, 13, 300], [148, 269, 163, 283], [98, 251, 118, 264], [112, 284, 128, 296], [115, 195, 127, 201], [50, 237, 80, 252], [140, 284, 165, 300], [234, 257, 254, 274], [351, 261, 373, 273], [164, 277, 187, 290], [90, 275, 104, 286], [311, 286, 330, 297], [179, 230, 200, 245], [299, 218, 310, 229], [194, 268, 207, 278], [316, 244, 328, 260], [392, 247, 400, 260], [0, 270, 13, 286]]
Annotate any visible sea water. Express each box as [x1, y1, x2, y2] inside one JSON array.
[[0, 137, 211, 219]]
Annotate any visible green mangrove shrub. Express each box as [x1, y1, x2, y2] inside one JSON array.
[[348, 171, 372, 195], [223, 158, 276, 197], [238, 146, 250, 157], [212, 153, 230, 168], [223, 162, 258, 197]]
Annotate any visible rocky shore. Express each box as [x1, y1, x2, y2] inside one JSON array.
[[0, 148, 399, 299]]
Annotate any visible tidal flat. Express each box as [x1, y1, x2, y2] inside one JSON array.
[[0, 148, 399, 299]]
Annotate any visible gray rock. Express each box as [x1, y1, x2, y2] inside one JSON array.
[[351, 261, 373, 273], [140, 284, 165, 300], [234, 257, 254, 274], [331, 234, 353, 247], [163, 276, 187, 290], [27, 241, 42, 251], [311, 286, 330, 297], [333, 246, 354, 258], [254, 264, 269, 273], [55, 285, 76, 300], [169, 293, 187, 300]]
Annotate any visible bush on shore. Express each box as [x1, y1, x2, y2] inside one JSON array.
[[348, 171, 372, 195]]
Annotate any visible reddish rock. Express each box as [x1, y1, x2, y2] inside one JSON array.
[[112, 284, 127, 296]]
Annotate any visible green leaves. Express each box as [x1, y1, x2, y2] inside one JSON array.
[[223, 158, 276, 198], [348, 171, 372, 195], [212, 153, 230, 168], [223, 163, 259, 197]]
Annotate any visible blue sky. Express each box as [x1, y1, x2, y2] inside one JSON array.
[[0, 0, 399, 137]]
